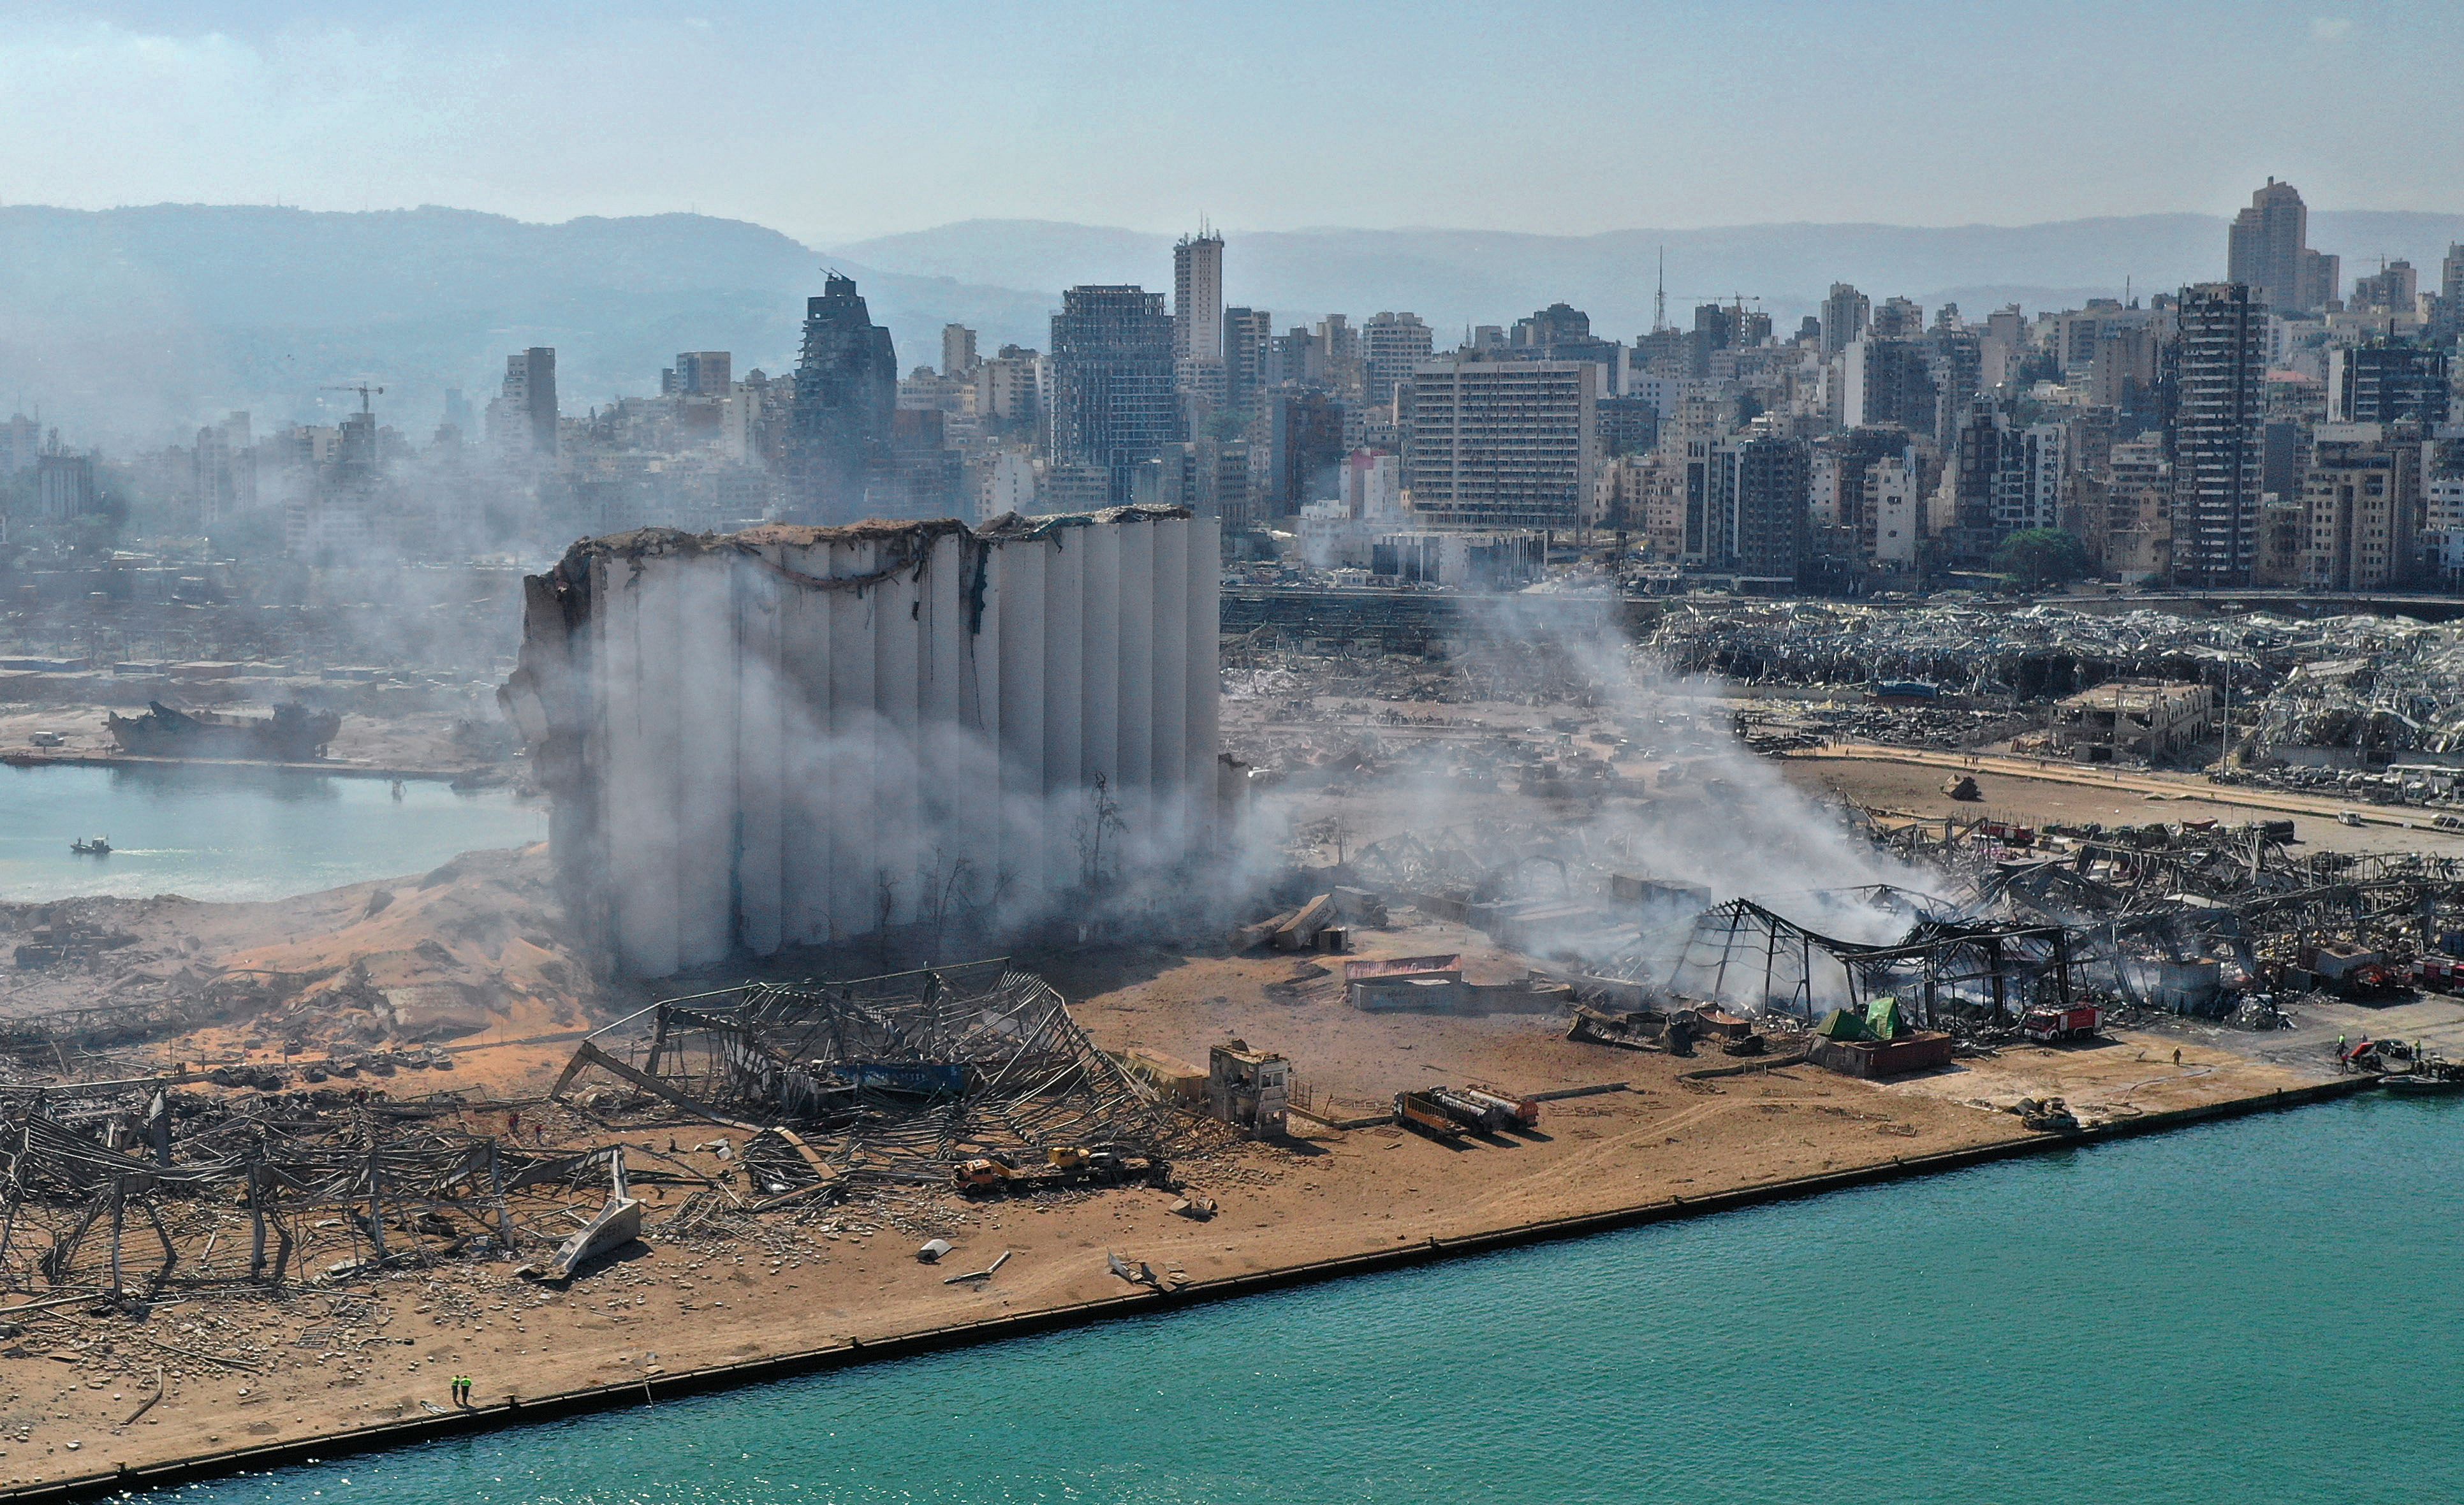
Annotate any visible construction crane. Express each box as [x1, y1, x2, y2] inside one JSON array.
[[321, 383, 385, 415]]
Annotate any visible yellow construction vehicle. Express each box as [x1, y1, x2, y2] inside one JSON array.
[[952, 1157, 1018, 1193], [955, 1146, 1152, 1196]]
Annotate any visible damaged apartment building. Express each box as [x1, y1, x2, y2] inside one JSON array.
[[2047, 681, 2216, 764], [501, 505, 1221, 976]]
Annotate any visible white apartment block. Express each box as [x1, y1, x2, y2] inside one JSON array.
[[1399, 357, 1599, 532]]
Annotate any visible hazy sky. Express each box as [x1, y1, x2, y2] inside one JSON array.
[[4, 1, 2456, 242]]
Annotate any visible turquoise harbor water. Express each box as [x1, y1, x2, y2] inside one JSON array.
[[0, 765, 546, 903], [149, 1095, 2460, 1504]]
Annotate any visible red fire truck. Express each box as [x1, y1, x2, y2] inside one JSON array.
[[2020, 1004, 2102, 1043]]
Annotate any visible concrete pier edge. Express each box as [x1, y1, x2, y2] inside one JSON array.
[[0, 1073, 2381, 1502]]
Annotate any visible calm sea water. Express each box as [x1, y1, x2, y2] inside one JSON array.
[[149, 1094, 2460, 1504], [0, 765, 546, 902]]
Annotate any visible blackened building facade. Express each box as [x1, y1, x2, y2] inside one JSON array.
[[787, 274, 898, 522], [1050, 286, 1182, 504]]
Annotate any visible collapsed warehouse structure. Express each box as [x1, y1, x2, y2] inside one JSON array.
[[1650, 889, 2086, 1028], [1610, 820, 2464, 1031], [1319, 804, 2464, 1048], [547, 960, 1177, 1186], [501, 506, 1221, 976], [0, 961, 1175, 1309], [1648, 599, 2464, 777], [1214, 589, 2464, 1046], [0, 1078, 612, 1299]]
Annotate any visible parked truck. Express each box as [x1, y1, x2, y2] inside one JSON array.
[[952, 1157, 1024, 1193], [952, 1145, 1150, 1194], [1393, 1090, 1467, 1140], [1428, 1087, 1513, 1133], [2020, 1003, 2102, 1043], [1460, 1084, 1542, 1129]]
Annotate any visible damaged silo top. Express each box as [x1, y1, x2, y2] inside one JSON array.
[[499, 506, 1220, 977]]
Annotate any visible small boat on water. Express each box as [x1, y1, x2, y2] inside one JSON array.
[[70, 836, 112, 856], [2385, 1071, 2464, 1095]]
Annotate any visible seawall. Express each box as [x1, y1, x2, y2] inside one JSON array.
[[0, 1073, 2379, 1502]]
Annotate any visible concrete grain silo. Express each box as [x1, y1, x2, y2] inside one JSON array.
[[500, 506, 1220, 977]]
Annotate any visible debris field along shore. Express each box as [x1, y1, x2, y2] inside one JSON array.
[[10, 591, 2464, 1493], [0, 976, 2324, 1496]]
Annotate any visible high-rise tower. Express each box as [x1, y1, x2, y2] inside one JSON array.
[[2433, 244, 2464, 346], [1051, 285, 1180, 504], [1172, 227, 1228, 420], [1172, 226, 1226, 365], [488, 348, 558, 460], [522, 348, 559, 457], [2171, 283, 2268, 587], [787, 273, 899, 522], [1362, 312, 1434, 408], [2226, 179, 2338, 313], [1223, 307, 1274, 415], [1822, 284, 1871, 356]]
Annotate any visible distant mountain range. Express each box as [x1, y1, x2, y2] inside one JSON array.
[[0, 204, 1050, 442], [5, 203, 2460, 443]]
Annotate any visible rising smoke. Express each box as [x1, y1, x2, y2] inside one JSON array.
[[1268, 592, 1946, 1006], [1478, 594, 1924, 918]]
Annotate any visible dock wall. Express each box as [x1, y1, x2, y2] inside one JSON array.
[[1, 1073, 2378, 1503]]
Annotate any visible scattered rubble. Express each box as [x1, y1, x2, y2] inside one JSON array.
[[547, 960, 1180, 1189]]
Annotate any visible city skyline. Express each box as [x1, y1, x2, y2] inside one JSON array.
[[3, 2, 2460, 242], [8, 193, 2462, 447], [5, 153, 2459, 597]]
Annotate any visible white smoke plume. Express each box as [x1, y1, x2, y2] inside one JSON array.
[[1290, 592, 1947, 1009], [1479, 594, 1923, 911]]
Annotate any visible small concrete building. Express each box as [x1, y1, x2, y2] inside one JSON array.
[[2049, 681, 2215, 764], [1206, 1041, 1290, 1137]]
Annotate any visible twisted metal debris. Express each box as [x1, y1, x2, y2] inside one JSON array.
[[1642, 603, 2464, 758], [549, 961, 1176, 1188], [0, 1081, 612, 1302], [1607, 815, 2464, 1027]]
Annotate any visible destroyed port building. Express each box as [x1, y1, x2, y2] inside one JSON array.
[[501, 506, 1222, 976], [549, 959, 1180, 1187]]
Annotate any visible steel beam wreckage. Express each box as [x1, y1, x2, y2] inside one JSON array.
[[0, 960, 1178, 1312], [546, 960, 1180, 1193], [1347, 811, 2464, 1066]]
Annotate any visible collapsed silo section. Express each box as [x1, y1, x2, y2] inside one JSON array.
[[499, 506, 1219, 978]]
